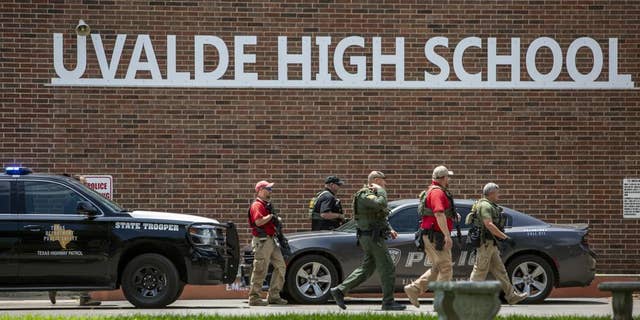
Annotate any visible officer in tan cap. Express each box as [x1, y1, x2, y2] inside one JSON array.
[[404, 165, 458, 308]]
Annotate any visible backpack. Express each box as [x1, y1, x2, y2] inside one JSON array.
[[308, 190, 330, 218], [417, 190, 428, 216]]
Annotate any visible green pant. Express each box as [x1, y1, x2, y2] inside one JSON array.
[[336, 235, 396, 304]]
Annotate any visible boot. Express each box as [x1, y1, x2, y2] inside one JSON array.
[[403, 284, 420, 308], [506, 291, 528, 305], [79, 294, 101, 306], [248, 298, 268, 306], [330, 287, 347, 310], [48, 291, 56, 305], [381, 301, 407, 311]]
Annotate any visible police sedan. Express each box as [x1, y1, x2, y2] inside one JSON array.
[[240, 199, 596, 304]]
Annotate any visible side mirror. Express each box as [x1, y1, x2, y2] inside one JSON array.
[[77, 201, 99, 217]]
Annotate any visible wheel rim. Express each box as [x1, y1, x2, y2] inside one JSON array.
[[132, 266, 168, 298], [511, 261, 548, 299], [295, 261, 332, 299]]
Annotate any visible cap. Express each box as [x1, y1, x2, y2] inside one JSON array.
[[368, 171, 386, 181], [255, 180, 274, 192], [325, 176, 344, 185], [432, 166, 453, 180]]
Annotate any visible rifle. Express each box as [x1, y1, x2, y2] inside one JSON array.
[[267, 203, 292, 258], [454, 211, 463, 246]]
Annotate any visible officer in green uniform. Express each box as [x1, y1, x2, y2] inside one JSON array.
[[469, 182, 528, 305], [330, 171, 406, 311]]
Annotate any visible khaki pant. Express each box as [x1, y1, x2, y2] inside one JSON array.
[[407, 234, 453, 292], [470, 241, 516, 299], [248, 236, 286, 301]]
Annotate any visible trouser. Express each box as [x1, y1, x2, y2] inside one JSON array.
[[248, 236, 287, 301], [470, 241, 516, 298], [336, 235, 396, 305], [407, 234, 453, 292]]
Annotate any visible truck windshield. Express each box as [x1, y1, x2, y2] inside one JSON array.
[[71, 179, 125, 212]]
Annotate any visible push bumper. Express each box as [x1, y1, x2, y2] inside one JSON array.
[[187, 222, 240, 285]]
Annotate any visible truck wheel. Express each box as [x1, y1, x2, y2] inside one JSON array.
[[507, 254, 554, 304], [285, 254, 338, 304], [122, 253, 182, 308]]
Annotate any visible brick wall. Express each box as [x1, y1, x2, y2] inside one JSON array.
[[1, 0, 639, 273]]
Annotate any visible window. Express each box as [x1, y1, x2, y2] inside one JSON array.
[[24, 181, 86, 215], [455, 205, 472, 229], [389, 207, 420, 233], [0, 181, 10, 214]]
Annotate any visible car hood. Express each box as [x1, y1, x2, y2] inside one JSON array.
[[129, 210, 220, 224]]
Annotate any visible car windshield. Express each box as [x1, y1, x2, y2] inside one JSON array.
[[68, 179, 125, 212]]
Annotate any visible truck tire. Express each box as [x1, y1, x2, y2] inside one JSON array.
[[506, 254, 554, 304], [285, 254, 339, 304], [122, 253, 183, 308]]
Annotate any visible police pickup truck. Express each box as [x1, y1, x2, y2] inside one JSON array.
[[0, 167, 239, 308]]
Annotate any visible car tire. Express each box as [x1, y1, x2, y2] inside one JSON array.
[[285, 254, 339, 304], [506, 254, 554, 304], [121, 253, 183, 308]]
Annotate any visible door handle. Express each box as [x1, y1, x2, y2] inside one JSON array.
[[23, 225, 43, 232]]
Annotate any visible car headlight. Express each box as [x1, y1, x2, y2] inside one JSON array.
[[188, 225, 222, 247]]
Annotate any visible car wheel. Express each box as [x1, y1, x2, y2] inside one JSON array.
[[507, 254, 554, 304], [285, 254, 339, 304], [122, 253, 182, 308]]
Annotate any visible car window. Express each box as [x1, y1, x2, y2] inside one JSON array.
[[0, 181, 10, 214], [389, 206, 420, 233], [24, 181, 86, 215], [455, 205, 472, 229]]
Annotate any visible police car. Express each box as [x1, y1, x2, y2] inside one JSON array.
[[0, 167, 239, 308]]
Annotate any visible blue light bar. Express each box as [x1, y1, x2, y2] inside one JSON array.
[[5, 166, 32, 175]]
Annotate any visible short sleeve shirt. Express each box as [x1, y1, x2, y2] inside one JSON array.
[[477, 199, 497, 223], [314, 189, 343, 217], [249, 198, 276, 236], [420, 181, 454, 232]]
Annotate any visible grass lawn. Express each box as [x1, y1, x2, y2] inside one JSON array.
[[0, 315, 622, 320]]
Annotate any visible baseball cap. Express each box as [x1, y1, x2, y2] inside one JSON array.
[[325, 176, 344, 185], [368, 171, 386, 181], [432, 166, 454, 179], [255, 180, 274, 192]]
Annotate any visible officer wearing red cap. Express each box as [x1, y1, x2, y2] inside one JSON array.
[[247, 180, 287, 306]]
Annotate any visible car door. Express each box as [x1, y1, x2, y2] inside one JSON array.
[[386, 206, 424, 289], [16, 180, 111, 287], [0, 179, 19, 285]]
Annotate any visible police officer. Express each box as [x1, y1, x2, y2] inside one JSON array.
[[469, 183, 528, 304], [311, 176, 345, 231], [404, 165, 457, 308], [330, 171, 406, 311], [247, 180, 287, 306]]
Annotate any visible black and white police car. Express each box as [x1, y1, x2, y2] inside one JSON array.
[[0, 166, 239, 308]]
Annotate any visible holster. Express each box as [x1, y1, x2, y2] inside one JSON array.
[[426, 228, 445, 251]]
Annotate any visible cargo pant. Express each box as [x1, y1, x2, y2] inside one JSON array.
[[336, 235, 396, 305], [406, 234, 453, 292], [470, 241, 517, 300], [248, 236, 286, 302]]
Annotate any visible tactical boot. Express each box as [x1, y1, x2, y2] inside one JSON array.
[[507, 291, 528, 305], [48, 291, 56, 305], [403, 284, 420, 308], [267, 297, 288, 305], [330, 287, 347, 310], [381, 301, 407, 311], [79, 296, 101, 306], [248, 298, 268, 306]]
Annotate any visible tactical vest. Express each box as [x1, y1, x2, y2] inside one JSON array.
[[470, 198, 506, 243], [308, 190, 331, 219], [418, 185, 456, 219], [353, 185, 387, 230]]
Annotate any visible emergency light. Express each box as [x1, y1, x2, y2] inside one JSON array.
[[5, 166, 32, 175]]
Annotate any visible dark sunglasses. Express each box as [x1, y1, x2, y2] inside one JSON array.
[[264, 187, 273, 191]]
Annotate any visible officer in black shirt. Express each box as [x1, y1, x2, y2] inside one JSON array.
[[311, 176, 345, 230]]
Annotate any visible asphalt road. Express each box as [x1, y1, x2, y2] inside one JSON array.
[[0, 298, 638, 317]]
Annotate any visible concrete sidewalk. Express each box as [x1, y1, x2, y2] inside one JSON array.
[[0, 298, 637, 317]]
